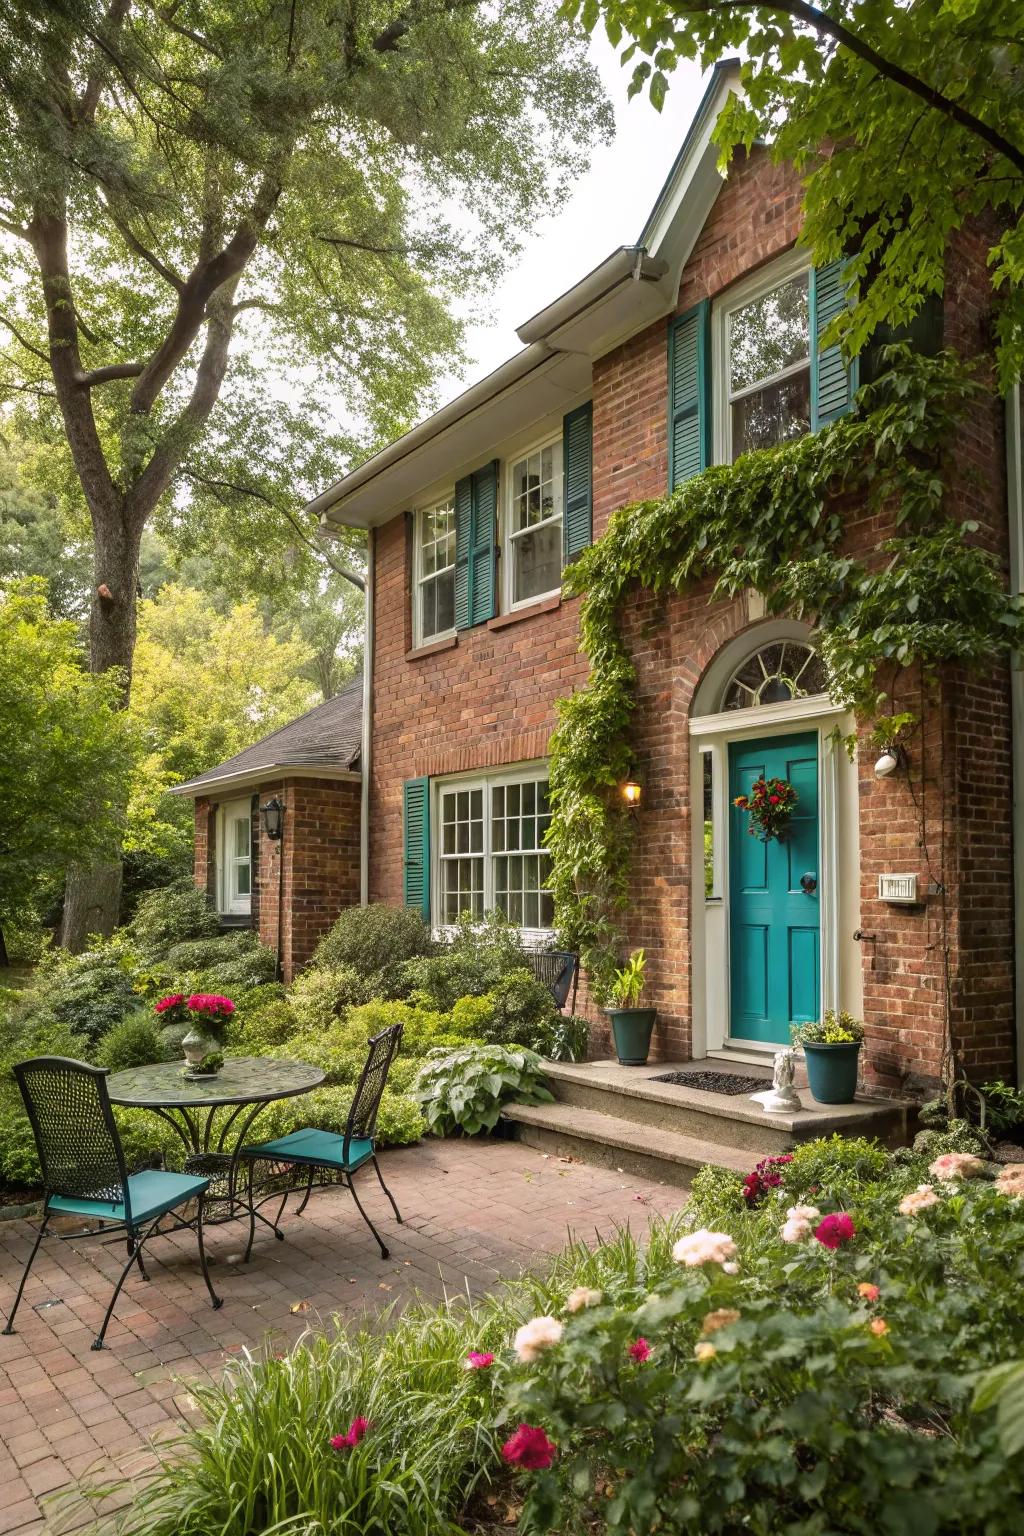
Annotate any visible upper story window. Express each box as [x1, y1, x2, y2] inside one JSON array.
[[721, 257, 811, 460], [505, 438, 563, 609], [219, 798, 252, 916], [414, 499, 456, 645]]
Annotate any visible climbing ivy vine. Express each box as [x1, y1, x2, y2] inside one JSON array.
[[548, 349, 1024, 999]]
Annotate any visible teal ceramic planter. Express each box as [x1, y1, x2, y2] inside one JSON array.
[[802, 1041, 861, 1104], [606, 1008, 657, 1067]]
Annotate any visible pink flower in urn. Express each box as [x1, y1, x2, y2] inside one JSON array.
[[501, 1424, 557, 1470]]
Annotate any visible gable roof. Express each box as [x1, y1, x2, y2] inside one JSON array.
[[171, 677, 362, 797], [307, 60, 741, 530]]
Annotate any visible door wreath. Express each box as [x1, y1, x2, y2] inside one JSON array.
[[733, 776, 798, 842]]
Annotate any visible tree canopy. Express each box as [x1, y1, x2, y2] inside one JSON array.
[[573, 0, 1024, 386], [0, 580, 133, 947]]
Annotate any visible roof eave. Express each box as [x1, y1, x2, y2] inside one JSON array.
[[170, 764, 361, 799]]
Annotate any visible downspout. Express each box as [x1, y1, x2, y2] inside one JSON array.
[[360, 529, 375, 906], [1007, 389, 1024, 1087]]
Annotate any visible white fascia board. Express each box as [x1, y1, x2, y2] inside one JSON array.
[[169, 765, 361, 798]]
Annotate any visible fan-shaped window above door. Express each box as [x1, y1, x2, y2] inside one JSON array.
[[721, 640, 828, 713]]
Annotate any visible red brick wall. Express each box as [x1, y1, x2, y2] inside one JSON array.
[[366, 145, 1016, 1092], [194, 777, 361, 982]]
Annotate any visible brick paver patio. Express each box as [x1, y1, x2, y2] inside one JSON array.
[[0, 1138, 682, 1534]]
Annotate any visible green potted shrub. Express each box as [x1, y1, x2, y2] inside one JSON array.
[[792, 1010, 865, 1104], [604, 950, 657, 1066]]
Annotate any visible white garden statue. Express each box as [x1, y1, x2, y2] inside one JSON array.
[[750, 1048, 802, 1114]]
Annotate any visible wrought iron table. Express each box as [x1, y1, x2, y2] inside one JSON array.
[[107, 1056, 325, 1243]]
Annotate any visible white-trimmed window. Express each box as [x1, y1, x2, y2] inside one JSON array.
[[435, 768, 554, 933], [414, 498, 456, 645], [715, 251, 812, 462], [504, 438, 563, 608], [218, 799, 252, 915]]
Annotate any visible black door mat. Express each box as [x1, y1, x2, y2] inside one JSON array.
[[652, 1070, 769, 1096]]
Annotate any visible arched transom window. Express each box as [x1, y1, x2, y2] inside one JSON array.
[[722, 639, 828, 712]]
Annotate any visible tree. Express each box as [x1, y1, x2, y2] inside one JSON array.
[[0, 434, 92, 619], [0, 579, 133, 961], [574, 0, 1024, 384], [0, 0, 609, 940]]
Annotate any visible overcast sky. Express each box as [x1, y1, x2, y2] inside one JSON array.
[[436, 38, 708, 409]]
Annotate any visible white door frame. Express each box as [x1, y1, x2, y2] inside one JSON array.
[[689, 692, 858, 1059]]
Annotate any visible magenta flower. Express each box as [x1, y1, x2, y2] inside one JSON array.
[[501, 1423, 557, 1470], [814, 1212, 856, 1250], [154, 993, 185, 1015], [330, 1416, 369, 1451], [628, 1337, 653, 1363], [465, 1351, 495, 1370]]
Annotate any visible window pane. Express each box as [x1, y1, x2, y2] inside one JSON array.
[[418, 502, 455, 640], [492, 781, 553, 928], [233, 816, 249, 857], [513, 520, 562, 603], [729, 273, 809, 394], [235, 861, 251, 897], [731, 368, 811, 458], [702, 751, 714, 898]]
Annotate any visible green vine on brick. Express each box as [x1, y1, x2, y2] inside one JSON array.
[[548, 349, 1024, 1000]]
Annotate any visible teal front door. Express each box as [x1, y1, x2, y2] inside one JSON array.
[[728, 732, 820, 1044]]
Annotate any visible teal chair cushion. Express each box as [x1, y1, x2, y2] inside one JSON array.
[[48, 1169, 211, 1226], [243, 1127, 374, 1172]]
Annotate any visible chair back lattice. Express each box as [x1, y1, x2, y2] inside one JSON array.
[[520, 949, 578, 1010], [344, 1025, 403, 1160], [14, 1057, 130, 1217]]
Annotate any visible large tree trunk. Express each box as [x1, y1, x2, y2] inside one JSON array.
[[59, 507, 143, 948]]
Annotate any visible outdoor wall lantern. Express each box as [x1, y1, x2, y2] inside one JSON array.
[[873, 744, 907, 779], [260, 796, 285, 840], [622, 775, 643, 808]]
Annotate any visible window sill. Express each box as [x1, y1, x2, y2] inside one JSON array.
[[406, 633, 458, 662], [487, 593, 561, 631]]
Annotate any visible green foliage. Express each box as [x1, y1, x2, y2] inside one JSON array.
[[684, 1162, 749, 1228], [980, 1081, 1024, 1136], [261, 1084, 424, 1149], [114, 1108, 184, 1174], [0, 1096, 40, 1186], [914, 1119, 989, 1159], [13, 946, 141, 1045], [974, 1360, 1024, 1458], [414, 1044, 553, 1136], [312, 904, 435, 998], [127, 884, 220, 959], [571, 0, 1024, 389], [477, 973, 562, 1055], [507, 1154, 1024, 1535], [547, 351, 1024, 989], [792, 1008, 865, 1046], [403, 910, 539, 1010], [288, 964, 374, 1030], [0, 580, 134, 933], [225, 987, 294, 1053], [780, 1134, 893, 1204], [94, 1012, 165, 1073], [607, 948, 647, 1008]]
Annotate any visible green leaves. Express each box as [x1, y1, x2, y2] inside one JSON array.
[[973, 1360, 1024, 1456], [412, 1043, 553, 1137]]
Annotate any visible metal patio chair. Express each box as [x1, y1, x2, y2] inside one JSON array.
[[239, 1023, 404, 1262], [2, 1058, 221, 1350], [520, 948, 579, 1014]]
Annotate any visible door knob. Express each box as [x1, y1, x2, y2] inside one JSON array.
[[799, 872, 817, 894]]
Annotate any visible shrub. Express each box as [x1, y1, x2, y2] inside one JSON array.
[[0, 1014, 90, 1083], [549, 1013, 589, 1063], [127, 883, 220, 956], [227, 998, 296, 1054], [114, 1108, 184, 1172], [684, 1162, 749, 1227], [312, 903, 434, 997], [482, 970, 560, 1053], [95, 1011, 166, 1072], [167, 932, 277, 994], [780, 1134, 893, 1203], [289, 964, 372, 1030], [913, 1119, 989, 1159], [403, 909, 525, 1009], [14, 947, 140, 1043], [0, 1098, 40, 1186], [259, 1084, 423, 1147], [980, 1080, 1024, 1136], [413, 1044, 553, 1136]]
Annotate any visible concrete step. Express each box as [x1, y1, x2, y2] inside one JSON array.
[[500, 1102, 763, 1190], [541, 1058, 914, 1153]]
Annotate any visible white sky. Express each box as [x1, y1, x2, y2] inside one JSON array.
[[436, 38, 708, 409]]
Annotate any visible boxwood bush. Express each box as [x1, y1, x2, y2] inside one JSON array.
[[312, 903, 434, 998]]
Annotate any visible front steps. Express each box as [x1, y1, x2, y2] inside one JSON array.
[[501, 1057, 914, 1190]]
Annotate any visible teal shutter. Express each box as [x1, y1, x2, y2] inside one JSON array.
[[668, 299, 711, 489], [810, 260, 859, 428], [454, 462, 497, 629], [453, 475, 472, 630], [402, 777, 430, 919], [563, 402, 593, 561], [470, 460, 498, 625]]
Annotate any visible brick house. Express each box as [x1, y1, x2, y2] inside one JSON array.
[[173, 679, 362, 978], [295, 63, 1018, 1093]]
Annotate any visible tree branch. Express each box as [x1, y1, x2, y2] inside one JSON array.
[[78, 0, 132, 123], [75, 361, 146, 386], [678, 1, 1024, 174], [100, 197, 185, 292], [0, 311, 50, 365]]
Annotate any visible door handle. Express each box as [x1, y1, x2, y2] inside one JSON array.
[[799, 872, 817, 894]]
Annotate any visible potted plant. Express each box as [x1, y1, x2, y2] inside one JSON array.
[[604, 950, 657, 1066], [168, 993, 236, 1077], [791, 1009, 865, 1104], [733, 776, 798, 842]]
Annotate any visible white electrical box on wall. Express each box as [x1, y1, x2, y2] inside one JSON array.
[[878, 873, 919, 905]]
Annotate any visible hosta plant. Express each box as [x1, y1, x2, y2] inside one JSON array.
[[413, 1044, 553, 1136]]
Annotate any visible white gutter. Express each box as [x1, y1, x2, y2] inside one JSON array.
[[1007, 388, 1024, 1087], [359, 528, 375, 906]]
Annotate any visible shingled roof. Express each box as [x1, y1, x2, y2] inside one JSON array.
[[171, 677, 362, 797]]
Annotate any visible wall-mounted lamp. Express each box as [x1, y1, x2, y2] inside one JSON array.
[[874, 744, 907, 779], [260, 796, 285, 840], [622, 776, 643, 808]]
